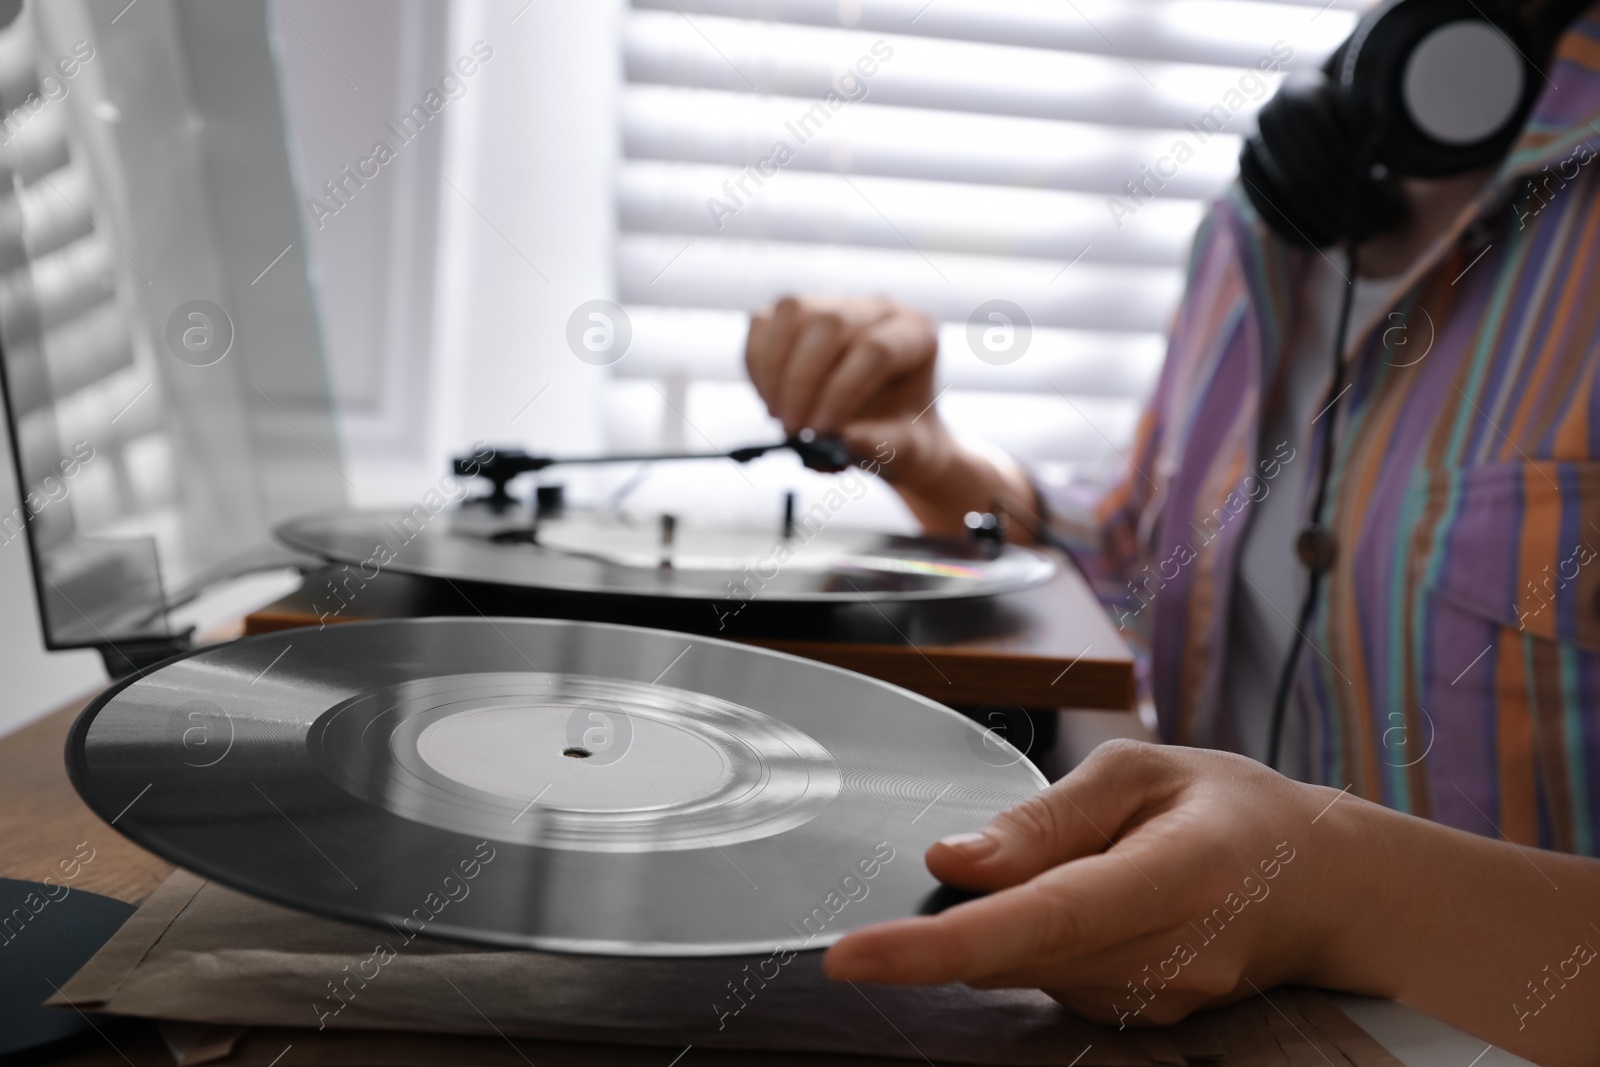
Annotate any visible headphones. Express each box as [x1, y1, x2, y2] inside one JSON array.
[[1241, 0, 1589, 248]]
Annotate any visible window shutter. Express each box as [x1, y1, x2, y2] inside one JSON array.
[[613, 0, 1358, 487]]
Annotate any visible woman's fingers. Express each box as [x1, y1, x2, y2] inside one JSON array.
[[822, 744, 1351, 1037], [745, 297, 802, 410], [808, 309, 937, 434], [745, 296, 913, 433], [928, 739, 1182, 893], [824, 844, 1171, 985], [773, 299, 893, 434], [962, 912, 1251, 999], [824, 743, 1197, 988]]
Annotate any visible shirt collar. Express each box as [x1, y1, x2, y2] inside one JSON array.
[[1495, 2, 1600, 185]]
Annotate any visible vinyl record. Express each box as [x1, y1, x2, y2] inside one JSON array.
[[68, 619, 1045, 955], [275, 508, 1057, 603]]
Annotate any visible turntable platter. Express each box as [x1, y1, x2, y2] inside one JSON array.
[[274, 508, 1057, 602]]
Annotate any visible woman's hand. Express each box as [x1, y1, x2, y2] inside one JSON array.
[[826, 741, 1339, 1026], [825, 740, 1600, 1065], [745, 296, 1035, 536]]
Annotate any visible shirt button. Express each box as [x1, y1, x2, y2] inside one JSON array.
[[1297, 524, 1338, 572]]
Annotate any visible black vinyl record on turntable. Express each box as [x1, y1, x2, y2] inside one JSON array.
[[272, 435, 1059, 633]]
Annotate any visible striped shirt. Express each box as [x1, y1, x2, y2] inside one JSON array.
[[1047, 11, 1600, 856]]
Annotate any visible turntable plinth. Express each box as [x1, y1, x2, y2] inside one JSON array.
[[244, 553, 1135, 711]]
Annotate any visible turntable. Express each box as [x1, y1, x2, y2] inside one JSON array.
[[258, 449, 1133, 716]]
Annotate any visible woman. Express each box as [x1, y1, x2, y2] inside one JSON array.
[[742, 6, 1600, 1061]]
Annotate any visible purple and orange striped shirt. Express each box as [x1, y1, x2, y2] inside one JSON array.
[[1051, 10, 1600, 857]]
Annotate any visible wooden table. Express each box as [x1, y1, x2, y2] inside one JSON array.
[[3, 703, 995, 1067], [245, 557, 1135, 712], [3, 702, 1487, 1067], [0, 700, 172, 905]]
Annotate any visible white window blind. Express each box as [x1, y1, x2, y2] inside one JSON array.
[[611, 0, 1360, 503]]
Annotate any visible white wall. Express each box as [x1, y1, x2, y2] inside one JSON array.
[[276, 0, 619, 505], [429, 0, 619, 473], [273, 0, 451, 491]]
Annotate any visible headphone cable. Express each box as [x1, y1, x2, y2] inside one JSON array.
[[1266, 241, 1359, 771]]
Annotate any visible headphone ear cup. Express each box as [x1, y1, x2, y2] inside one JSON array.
[[1240, 70, 1406, 248], [1346, 0, 1538, 177]]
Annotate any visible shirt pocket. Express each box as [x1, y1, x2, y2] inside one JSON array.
[[1411, 461, 1600, 854], [1420, 460, 1600, 653]]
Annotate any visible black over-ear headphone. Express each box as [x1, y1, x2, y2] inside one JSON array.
[[1241, 0, 1590, 248]]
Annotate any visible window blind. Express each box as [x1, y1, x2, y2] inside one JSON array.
[[612, 0, 1360, 486]]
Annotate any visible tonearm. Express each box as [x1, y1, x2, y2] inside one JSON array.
[[452, 432, 853, 508]]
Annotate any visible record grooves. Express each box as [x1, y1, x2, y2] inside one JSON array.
[[69, 618, 1044, 956]]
